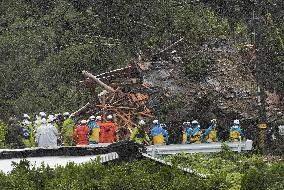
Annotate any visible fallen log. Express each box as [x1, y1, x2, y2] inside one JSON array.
[[82, 70, 115, 93], [71, 102, 91, 117]]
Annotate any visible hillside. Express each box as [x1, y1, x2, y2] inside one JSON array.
[[0, 0, 284, 128]]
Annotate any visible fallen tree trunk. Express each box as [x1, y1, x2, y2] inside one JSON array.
[[82, 70, 115, 93], [71, 102, 91, 117]]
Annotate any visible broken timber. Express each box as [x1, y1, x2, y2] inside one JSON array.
[[77, 63, 154, 136]]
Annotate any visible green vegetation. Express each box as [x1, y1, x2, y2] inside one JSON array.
[[0, 149, 282, 190], [0, 0, 231, 120], [165, 148, 284, 190], [0, 0, 284, 122], [0, 121, 8, 148]]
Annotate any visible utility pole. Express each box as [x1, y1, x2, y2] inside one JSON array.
[[253, 0, 267, 152]]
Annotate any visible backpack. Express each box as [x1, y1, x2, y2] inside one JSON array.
[[22, 127, 30, 139]]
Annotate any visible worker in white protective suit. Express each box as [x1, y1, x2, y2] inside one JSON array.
[[36, 118, 58, 148]]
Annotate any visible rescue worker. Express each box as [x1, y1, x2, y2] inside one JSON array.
[[160, 123, 169, 145], [48, 115, 59, 129], [73, 120, 90, 146], [54, 114, 64, 145], [35, 118, 58, 148], [185, 122, 193, 143], [190, 120, 202, 143], [21, 114, 35, 147], [99, 115, 117, 143], [5, 116, 25, 149], [270, 112, 284, 143], [181, 122, 190, 144], [229, 119, 244, 141], [62, 112, 75, 146], [88, 116, 101, 144], [130, 120, 150, 145], [202, 119, 218, 143], [34, 112, 46, 128], [150, 120, 168, 145]]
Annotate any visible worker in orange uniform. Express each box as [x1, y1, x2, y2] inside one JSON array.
[[73, 120, 90, 146], [99, 115, 117, 143]]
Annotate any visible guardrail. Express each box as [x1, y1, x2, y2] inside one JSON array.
[[146, 140, 253, 157], [0, 152, 119, 174], [142, 153, 208, 178]]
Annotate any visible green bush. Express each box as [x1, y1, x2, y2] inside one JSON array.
[[0, 152, 283, 190], [241, 162, 284, 190], [165, 149, 283, 190], [0, 121, 8, 148]]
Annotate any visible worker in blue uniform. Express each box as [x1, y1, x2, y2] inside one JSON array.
[[183, 122, 192, 143], [190, 120, 202, 143], [202, 119, 217, 143], [150, 120, 168, 145], [229, 119, 244, 141]]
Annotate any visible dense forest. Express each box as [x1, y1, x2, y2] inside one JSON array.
[[1, 0, 284, 121]]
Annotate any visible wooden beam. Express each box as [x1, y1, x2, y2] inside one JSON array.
[[96, 105, 136, 110], [82, 70, 115, 93], [70, 102, 91, 117]]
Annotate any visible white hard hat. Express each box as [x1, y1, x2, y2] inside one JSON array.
[[233, 119, 240, 125], [48, 115, 54, 119], [41, 118, 47, 124], [23, 120, 31, 125], [160, 123, 166, 128], [23, 114, 30, 119], [139, 120, 145, 125], [96, 116, 102, 120], [106, 115, 113, 120], [183, 121, 191, 126], [63, 112, 70, 116], [81, 120, 87, 124], [39, 112, 46, 117], [89, 115, 96, 120], [47, 115, 55, 122], [153, 120, 159, 124], [192, 120, 198, 124], [277, 112, 283, 117]]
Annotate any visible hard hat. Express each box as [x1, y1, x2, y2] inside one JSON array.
[[192, 120, 198, 124], [41, 118, 47, 124], [23, 114, 30, 119], [81, 120, 87, 124], [233, 119, 240, 125], [160, 123, 166, 128], [153, 120, 159, 124], [89, 115, 96, 120], [139, 120, 145, 125], [39, 112, 46, 117], [47, 115, 55, 122], [23, 120, 31, 125], [96, 116, 102, 120], [106, 115, 113, 120], [63, 112, 70, 117], [48, 115, 54, 119], [277, 112, 283, 117], [183, 121, 191, 126]]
